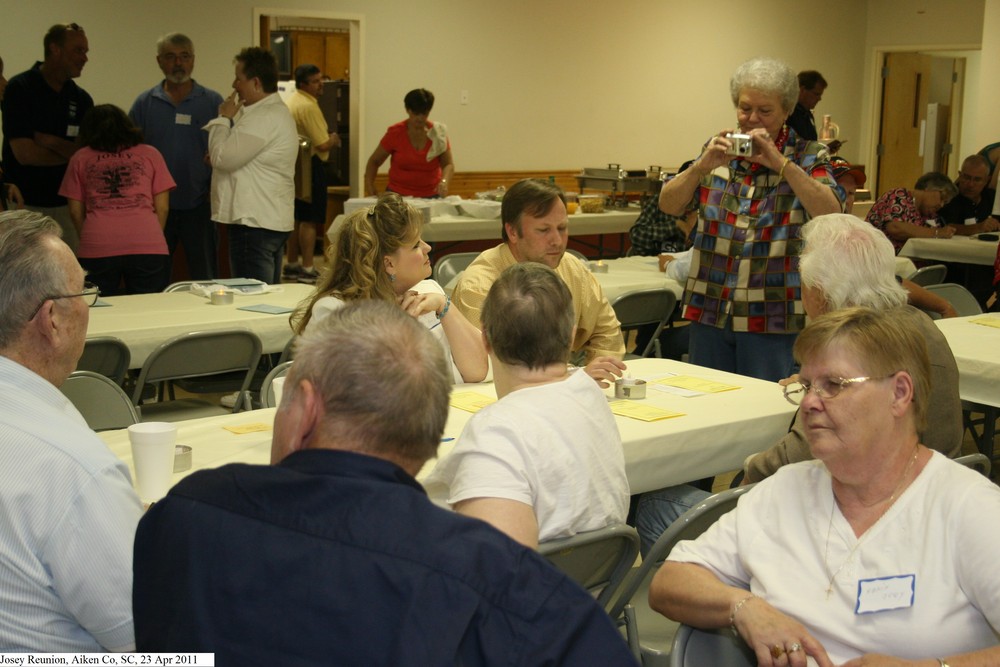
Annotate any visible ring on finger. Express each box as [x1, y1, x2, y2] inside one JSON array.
[[788, 643, 802, 653], [770, 644, 785, 659]]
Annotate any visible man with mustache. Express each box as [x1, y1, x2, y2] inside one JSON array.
[[130, 33, 223, 281]]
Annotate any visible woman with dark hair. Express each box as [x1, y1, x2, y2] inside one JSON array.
[[363, 88, 454, 198], [59, 104, 174, 294]]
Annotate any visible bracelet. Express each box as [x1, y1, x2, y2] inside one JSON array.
[[778, 158, 790, 180], [730, 593, 757, 630], [436, 295, 451, 320]]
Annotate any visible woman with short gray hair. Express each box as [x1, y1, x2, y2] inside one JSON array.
[[865, 171, 960, 252], [659, 56, 842, 381]]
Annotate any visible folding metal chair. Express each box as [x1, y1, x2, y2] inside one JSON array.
[[611, 289, 678, 358], [61, 370, 140, 431], [906, 264, 947, 287], [432, 252, 480, 288], [540, 523, 640, 612], [670, 625, 755, 667], [260, 360, 294, 409]]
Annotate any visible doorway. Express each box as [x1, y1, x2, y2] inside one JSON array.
[[870, 47, 979, 197], [253, 8, 364, 196]]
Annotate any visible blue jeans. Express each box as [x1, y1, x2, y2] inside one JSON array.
[[688, 320, 797, 382], [165, 201, 218, 281], [227, 224, 289, 285], [633, 484, 711, 557]]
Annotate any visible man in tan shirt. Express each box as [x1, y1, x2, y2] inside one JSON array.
[[452, 179, 625, 382], [283, 64, 339, 283]]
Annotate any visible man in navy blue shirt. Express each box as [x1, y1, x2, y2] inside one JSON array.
[[133, 299, 637, 666]]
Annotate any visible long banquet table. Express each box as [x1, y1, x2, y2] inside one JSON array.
[[935, 314, 1000, 409], [99, 358, 796, 500], [898, 235, 999, 267], [87, 284, 313, 368]]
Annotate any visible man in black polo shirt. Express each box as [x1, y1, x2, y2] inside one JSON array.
[[941, 154, 1000, 235], [1, 23, 92, 251]]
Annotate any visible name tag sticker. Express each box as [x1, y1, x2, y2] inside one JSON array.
[[175, 113, 192, 125], [855, 574, 915, 614], [66, 125, 80, 137], [965, 217, 977, 226]]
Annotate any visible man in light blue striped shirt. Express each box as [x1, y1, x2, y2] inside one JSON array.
[[0, 210, 142, 651]]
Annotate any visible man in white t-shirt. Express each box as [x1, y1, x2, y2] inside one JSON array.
[[426, 262, 629, 548]]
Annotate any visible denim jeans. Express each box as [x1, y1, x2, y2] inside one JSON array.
[[165, 201, 218, 281], [633, 484, 711, 557], [227, 224, 289, 285], [688, 320, 797, 382]]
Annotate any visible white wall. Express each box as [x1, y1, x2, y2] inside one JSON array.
[[0, 0, 988, 177]]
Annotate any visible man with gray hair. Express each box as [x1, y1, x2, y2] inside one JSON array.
[[130, 33, 223, 280], [634, 213, 962, 554], [428, 263, 629, 549], [0, 210, 142, 651], [133, 299, 636, 664]]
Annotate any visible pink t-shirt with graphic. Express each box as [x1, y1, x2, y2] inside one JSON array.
[[59, 144, 175, 258]]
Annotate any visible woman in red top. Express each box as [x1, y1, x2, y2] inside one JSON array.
[[364, 88, 454, 198]]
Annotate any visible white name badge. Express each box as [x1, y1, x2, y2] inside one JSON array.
[[66, 125, 79, 137], [855, 574, 915, 614], [965, 217, 977, 226], [175, 113, 192, 126]]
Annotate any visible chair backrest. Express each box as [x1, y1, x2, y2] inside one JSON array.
[[277, 336, 297, 365], [77, 336, 131, 386], [611, 289, 678, 357], [906, 263, 947, 286], [432, 252, 480, 287], [607, 484, 754, 621], [540, 523, 640, 611], [955, 452, 992, 477], [164, 280, 202, 293], [131, 329, 262, 407], [566, 248, 589, 263], [261, 360, 294, 409], [924, 283, 983, 316], [60, 370, 140, 431], [670, 625, 756, 667]]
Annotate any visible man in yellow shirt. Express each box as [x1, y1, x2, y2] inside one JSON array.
[[283, 64, 339, 283]]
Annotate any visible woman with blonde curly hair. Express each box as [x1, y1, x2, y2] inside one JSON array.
[[292, 193, 487, 382]]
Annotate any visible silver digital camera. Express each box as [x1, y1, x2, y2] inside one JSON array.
[[725, 133, 753, 157]]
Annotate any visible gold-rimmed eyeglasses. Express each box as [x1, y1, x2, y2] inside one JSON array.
[[29, 282, 100, 320], [782, 374, 895, 405]]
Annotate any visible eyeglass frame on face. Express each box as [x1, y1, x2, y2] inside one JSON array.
[[29, 282, 100, 321], [782, 373, 897, 405]]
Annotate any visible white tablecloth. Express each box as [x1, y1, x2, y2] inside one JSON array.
[[99, 358, 796, 498], [592, 256, 684, 302], [935, 314, 1000, 408], [328, 207, 639, 244], [87, 284, 313, 368], [898, 236, 999, 266]]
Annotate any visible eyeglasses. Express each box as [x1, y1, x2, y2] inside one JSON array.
[[160, 52, 193, 63], [29, 282, 100, 320], [782, 374, 894, 405]]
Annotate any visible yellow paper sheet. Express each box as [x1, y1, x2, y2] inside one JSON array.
[[223, 423, 272, 434], [608, 400, 685, 422], [653, 375, 740, 393], [449, 392, 497, 413], [970, 317, 1000, 329]]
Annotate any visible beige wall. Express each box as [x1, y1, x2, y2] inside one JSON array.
[[0, 0, 989, 185]]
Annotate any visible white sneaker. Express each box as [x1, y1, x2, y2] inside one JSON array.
[[220, 391, 241, 408]]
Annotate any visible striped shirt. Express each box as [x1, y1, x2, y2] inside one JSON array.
[[0, 356, 142, 651]]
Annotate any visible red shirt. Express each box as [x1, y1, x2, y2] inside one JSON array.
[[380, 121, 448, 197]]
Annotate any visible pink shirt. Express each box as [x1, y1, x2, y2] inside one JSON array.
[[59, 144, 175, 258], [380, 120, 448, 198]]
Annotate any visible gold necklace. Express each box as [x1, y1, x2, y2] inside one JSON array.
[[823, 446, 920, 599]]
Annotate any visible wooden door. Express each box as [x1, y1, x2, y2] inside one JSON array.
[[293, 33, 326, 71], [326, 33, 350, 80], [877, 53, 932, 197]]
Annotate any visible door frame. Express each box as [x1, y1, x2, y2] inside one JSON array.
[[863, 43, 978, 196], [253, 7, 365, 197]]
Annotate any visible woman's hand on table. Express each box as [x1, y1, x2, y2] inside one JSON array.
[[733, 596, 834, 667], [583, 356, 627, 389], [929, 226, 955, 239]]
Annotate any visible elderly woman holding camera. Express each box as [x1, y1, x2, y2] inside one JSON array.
[[650, 306, 1000, 667], [659, 56, 842, 381]]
